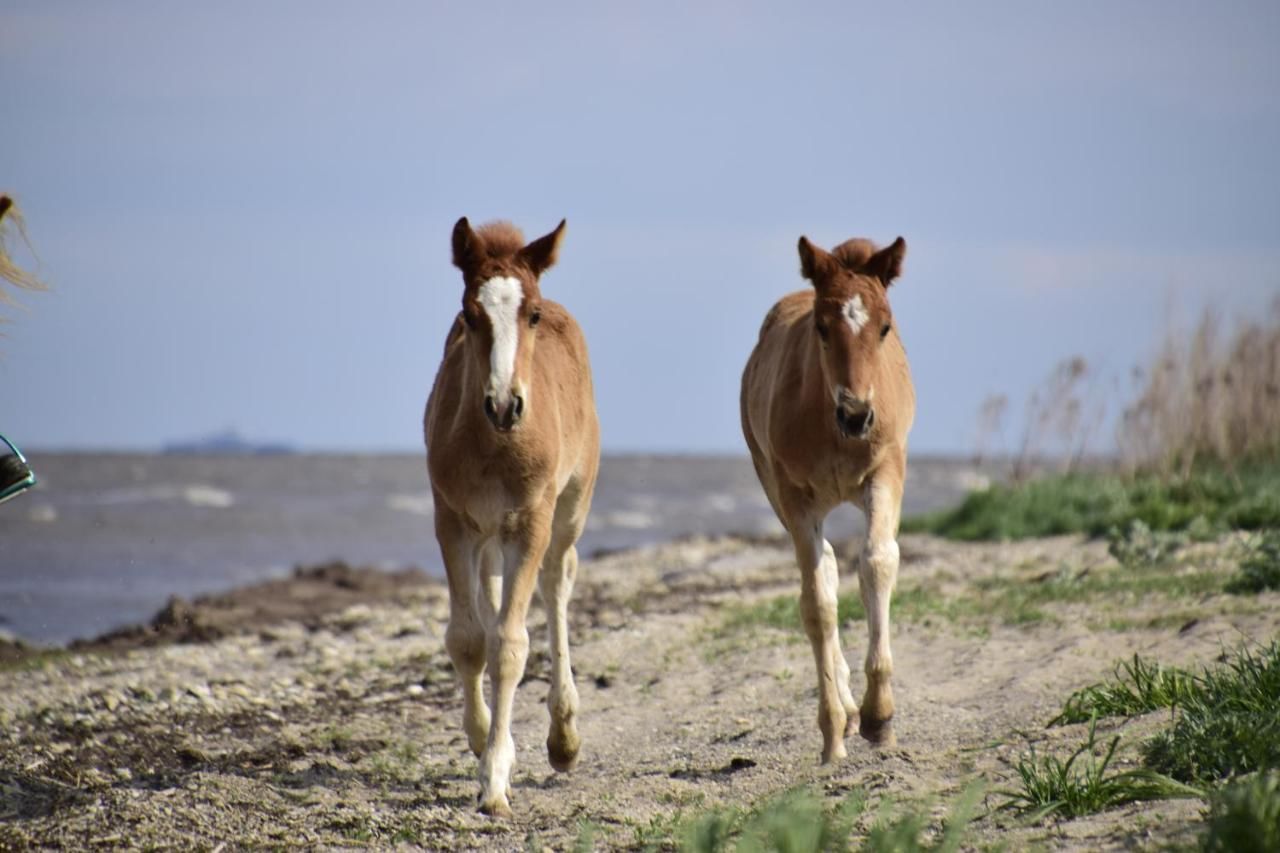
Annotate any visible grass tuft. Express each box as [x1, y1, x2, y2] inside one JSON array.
[[1143, 641, 1280, 784], [1226, 530, 1280, 595], [1199, 771, 1280, 853], [999, 718, 1200, 822], [1049, 654, 1197, 727], [1107, 519, 1186, 568]]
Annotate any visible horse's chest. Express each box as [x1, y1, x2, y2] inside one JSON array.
[[451, 479, 520, 533], [818, 459, 871, 508], [430, 437, 556, 535]]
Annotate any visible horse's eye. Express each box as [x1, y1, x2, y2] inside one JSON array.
[[463, 312, 476, 330], [529, 310, 541, 327], [816, 324, 829, 342], [880, 323, 891, 340]]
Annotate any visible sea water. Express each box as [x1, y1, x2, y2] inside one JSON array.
[[0, 453, 991, 644]]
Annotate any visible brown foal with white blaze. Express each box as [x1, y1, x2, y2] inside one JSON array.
[[741, 234, 915, 762], [424, 217, 599, 816]]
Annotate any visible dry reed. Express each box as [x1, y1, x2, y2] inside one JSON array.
[[1119, 300, 1280, 475], [0, 194, 47, 309]]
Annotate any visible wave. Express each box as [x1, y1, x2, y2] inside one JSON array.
[[94, 484, 234, 508], [386, 493, 434, 517]]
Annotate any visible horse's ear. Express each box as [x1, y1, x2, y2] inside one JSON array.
[[867, 237, 907, 287], [798, 236, 834, 285], [519, 219, 567, 277], [0, 197, 12, 221], [451, 216, 480, 272]]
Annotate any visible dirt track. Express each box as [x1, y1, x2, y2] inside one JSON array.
[[1, 534, 1274, 850]]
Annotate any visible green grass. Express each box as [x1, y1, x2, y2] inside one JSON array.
[[677, 784, 982, 853], [998, 719, 1200, 822], [1226, 530, 1280, 595], [903, 462, 1280, 541], [717, 592, 866, 637], [1049, 654, 1198, 727], [1048, 641, 1280, 786], [1143, 641, 1280, 784], [1199, 771, 1280, 853], [717, 552, 1225, 642]]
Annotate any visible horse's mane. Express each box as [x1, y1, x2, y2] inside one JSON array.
[[831, 238, 880, 273], [474, 221, 526, 258]]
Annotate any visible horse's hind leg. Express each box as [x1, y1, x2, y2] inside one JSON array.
[[435, 500, 490, 757], [857, 473, 903, 746], [540, 481, 588, 771]]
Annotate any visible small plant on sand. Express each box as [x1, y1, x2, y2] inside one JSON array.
[[1226, 530, 1280, 595], [860, 785, 982, 853], [1199, 771, 1280, 853], [1143, 640, 1280, 784], [999, 719, 1199, 822], [1107, 519, 1186, 568], [1049, 654, 1197, 726]]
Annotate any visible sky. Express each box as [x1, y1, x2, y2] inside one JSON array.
[[1, 1, 1277, 454]]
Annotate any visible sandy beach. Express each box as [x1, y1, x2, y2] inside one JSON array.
[[2, 532, 1275, 850]]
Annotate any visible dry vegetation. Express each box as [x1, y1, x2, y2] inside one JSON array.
[[912, 304, 1280, 542], [1118, 301, 1280, 475], [0, 194, 47, 313]]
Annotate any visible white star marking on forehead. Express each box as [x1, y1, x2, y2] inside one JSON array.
[[844, 294, 869, 334]]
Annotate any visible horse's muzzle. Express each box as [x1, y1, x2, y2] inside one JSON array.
[[484, 394, 524, 432], [836, 403, 875, 439]]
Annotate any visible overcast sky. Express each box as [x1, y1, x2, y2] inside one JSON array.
[[2, 1, 1277, 454]]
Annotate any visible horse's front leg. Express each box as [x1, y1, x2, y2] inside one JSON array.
[[477, 499, 554, 817], [785, 508, 851, 763], [858, 472, 903, 746], [435, 501, 490, 757]]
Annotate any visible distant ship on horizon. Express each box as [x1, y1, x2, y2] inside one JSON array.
[[162, 428, 295, 456]]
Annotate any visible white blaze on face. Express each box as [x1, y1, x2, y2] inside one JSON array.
[[477, 276, 524, 401], [843, 294, 869, 335], [833, 294, 874, 406]]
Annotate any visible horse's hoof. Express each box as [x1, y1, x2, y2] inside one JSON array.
[[478, 794, 513, 819], [819, 741, 848, 764], [547, 731, 581, 772], [859, 716, 896, 747]]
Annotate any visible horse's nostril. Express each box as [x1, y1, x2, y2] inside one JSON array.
[[512, 395, 524, 419], [836, 406, 874, 438]]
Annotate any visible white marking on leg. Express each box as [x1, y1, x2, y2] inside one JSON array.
[[796, 524, 847, 762], [819, 539, 856, 720], [858, 478, 902, 741], [861, 538, 898, 676], [541, 544, 581, 770], [843, 294, 869, 335], [477, 276, 524, 404]]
